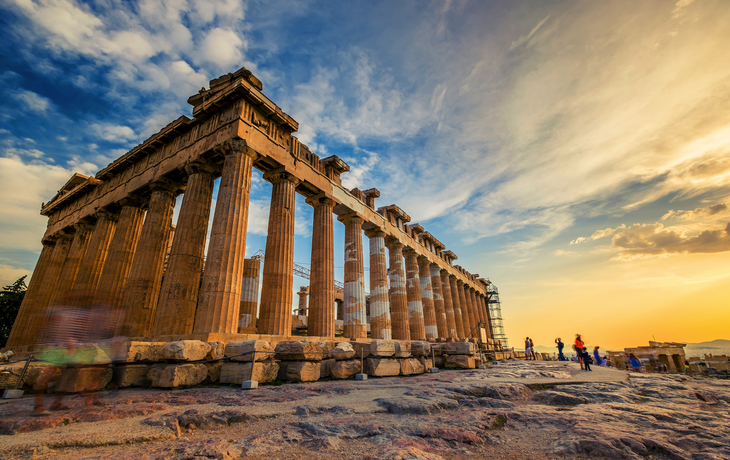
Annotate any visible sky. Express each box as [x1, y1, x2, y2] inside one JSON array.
[[0, 0, 728, 351]]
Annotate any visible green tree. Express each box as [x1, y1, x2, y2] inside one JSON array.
[[0, 276, 27, 348]]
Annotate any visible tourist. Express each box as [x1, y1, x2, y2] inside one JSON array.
[[629, 353, 642, 373], [593, 346, 605, 366], [555, 338, 565, 361], [525, 337, 531, 360], [574, 334, 585, 370], [581, 347, 592, 371], [529, 337, 537, 360]]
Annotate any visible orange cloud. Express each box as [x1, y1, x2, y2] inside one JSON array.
[[610, 222, 730, 259]]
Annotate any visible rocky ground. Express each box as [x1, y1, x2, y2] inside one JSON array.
[[0, 360, 728, 459]]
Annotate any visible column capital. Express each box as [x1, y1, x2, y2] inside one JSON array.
[[337, 212, 364, 225], [416, 255, 430, 266], [41, 237, 57, 246], [385, 237, 403, 251], [73, 221, 95, 233], [305, 193, 335, 208], [364, 227, 386, 239], [402, 247, 419, 257], [456, 279, 465, 286], [215, 138, 259, 160], [94, 208, 120, 223], [185, 158, 217, 176], [119, 195, 147, 209], [263, 168, 301, 186], [149, 178, 180, 195], [439, 268, 450, 277]]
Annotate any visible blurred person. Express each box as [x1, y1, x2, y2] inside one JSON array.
[[574, 334, 585, 370], [529, 337, 537, 360], [581, 347, 592, 371], [629, 354, 643, 373], [593, 346, 605, 366], [525, 337, 531, 360], [556, 338, 565, 361]]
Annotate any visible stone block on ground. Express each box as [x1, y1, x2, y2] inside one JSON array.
[[220, 362, 279, 385], [370, 340, 396, 357], [330, 359, 362, 379], [394, 341, 411, 358], [115, 341, 166, 362], [442, 342, 476, 355], [147, 363, 208, 388], [205, 363, 222, 383], [56, 367, 113, 392], [366, 358, 401, 377], [434, 356, 445, 368], [159, 341, 211, 362], [319, 359, 336, 379], [112, 364, 150, 388], [225, 340, 274, 362], [411, 341, 431, 357], [351, 341, 371, 359], [445, 354, 476, 369], [418, 357, 434, 372], [275, 341, 324, 361], [400, 358, 425, 375], [285, 361, 320, 382], [332, 342, 356, 360], [206, 342, 225, 360], [318, 341, 336, 359]]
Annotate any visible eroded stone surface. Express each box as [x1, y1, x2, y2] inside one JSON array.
[[275, 341, 325, 361], [147, 363, 208, 388], [159, 341, 211, 362], [367, 358, 401, 377], [225, 340, 274, 362], [332, 342, 356, 360], [330, 359, 362, 379], [370, 340, 396, 357]]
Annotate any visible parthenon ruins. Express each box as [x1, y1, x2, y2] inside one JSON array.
[[6, 66, 497, 350]]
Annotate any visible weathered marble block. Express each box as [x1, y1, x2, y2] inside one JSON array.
[[318, 341, 336, 359], [445, 354, 476, 369], [370, 340, 396, 357], [225, 340, 274, 362], [115, 341, 166, 362], [394, 341, 411, 358], [400, 358, 425, 375], [366, 358, 401, 377], [206, 342, 225, 360], [411, 341, 431, 357], [351, 341, 372, 359], [330, 359, 362, 379], [147, 363, 208, 388], [275, 341, 324, 361], [220, 362, 279, 384], [442, 342, 476, 355], [332, 342, 356, 360], [112, 364, 150, 388], [285, 361, 320, 382], [159, 340, 211, 361], [205, 362, 222, 383], [418, 357, 434, 372], [319, 358, 336, 379], [56, 367, 112, 392]]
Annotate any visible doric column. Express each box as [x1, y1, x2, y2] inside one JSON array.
[[448, 276, 463, 338], [154, 161, 215, 336], [194, 141, 257, 335], [307, 195, 336, 338], [429, 264, 448, 339], [365, 229, 391, 339], [339, 214, 367, 339], [463, 285, 477, 336], [404, 249, 425, 340], [439, 271, 457, 339], [257, 170, 299, 336], [121, 182, 176, 337], [483, 294, 494, 338], [94, 198, 145, 310], [417, 257, 437, 340], [49, 222, 95, 308], [24, 234, 72, 346], [6, 239, 56, 348], [69, 210, 119, 307], [456, 281, 470, 338], [386, 239, 410, 341], [468, 288, 481, 330], [296, 287, 309, 315], [238, 258, 261, 331]]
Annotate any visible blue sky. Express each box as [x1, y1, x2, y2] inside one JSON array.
[[1, 0, 729, 349]]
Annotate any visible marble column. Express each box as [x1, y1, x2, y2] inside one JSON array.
[[297, 287, 309, 315], [386, 239, 410, 341], [121, 182, 176, 337], [70, 210, 118, 307], [307, 195, 336, 338], [417, 257, 437, 340], [448, 276, 464, 338], [464, 286, 477, 336], [48, 222, 95, 309], [238, 258, 261, 331], [6, 239, 56, 348], [194, 142, 257, 335], [257, 170, 299, 336], [365, 229, 391, 339], [456, 281, 470, 339], [154, 161, 215, 336], [440, 270, 458, 339], [404, 249, 425, 341], [469, 288, 481, 328], [24, 234, 72, 346], [93, 199, 145, 310], [429, 264, 448, 339], [339, 214, 367, 339]]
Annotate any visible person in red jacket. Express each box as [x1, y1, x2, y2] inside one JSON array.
[[574, 334, 585, 370]]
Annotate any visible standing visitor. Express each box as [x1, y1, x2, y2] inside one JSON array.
[[629, 353, 642, 373], [593, 346, 605, 366], [581, 347, 592, 371], [556, 338, 565, 361], [574, 334, 585, 370], [525, 337, 531, 360]]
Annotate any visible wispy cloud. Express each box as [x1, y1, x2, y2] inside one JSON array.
[[509, 15, 550, 50]]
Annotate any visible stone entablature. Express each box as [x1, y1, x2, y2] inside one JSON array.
[[8, 66, 494, 349]]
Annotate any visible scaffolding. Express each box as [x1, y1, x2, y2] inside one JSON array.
[[486, 282, 508, 348], [251, 249, 344, 289]]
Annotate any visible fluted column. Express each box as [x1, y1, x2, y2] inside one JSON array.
[[24, 234, 72, 346], [483, 294, 494, 339], [307, 195, 336, 338], [154, 162, 215, 336], [468, 288, 480, 330], [386, 239, 409, 341], [238, 258, 261, 331], [365, 229, 391, 339], [339, 214, 367, 339], [257, 170, 299, 336], [6, 239, 56, 348], [121, 182, 176, 337], [49, 222, 95, 308], [94, 199, 145, 310], [194, 142, 257, 335], [456, 281, 470, 339], [447, 276, 463, 337], [429, 264, 448, 339], [417, 257, 437, 340], [438, 271, 456, 339], [70, 210, 119, 307], [403, 249, 425, 340], [464, 285, 477, 336], [297, 287, 308, 315]]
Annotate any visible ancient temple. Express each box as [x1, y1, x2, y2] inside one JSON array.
[[6, 67, 495, 349]]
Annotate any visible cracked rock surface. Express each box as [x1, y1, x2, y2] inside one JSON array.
[[1, 361, 728, 459]]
